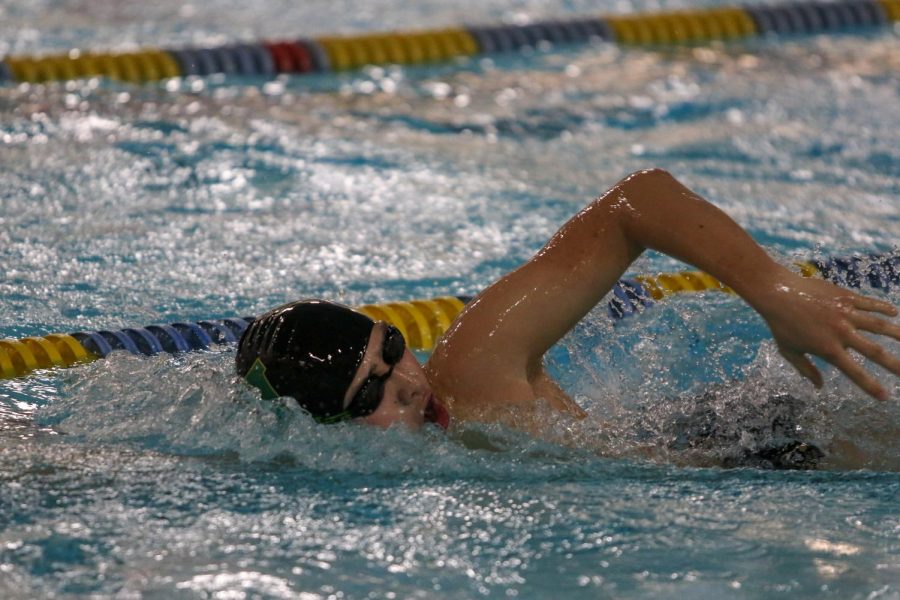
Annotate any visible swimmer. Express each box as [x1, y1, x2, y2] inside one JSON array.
[[236, 169, 900, 441]]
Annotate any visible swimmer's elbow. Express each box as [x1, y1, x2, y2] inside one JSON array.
[[612, 168, 688, 217], [620, 168, 677, 192], [598, 168, 676, 221], [586, 168, 687, 243], [600, 168, 685, 247]]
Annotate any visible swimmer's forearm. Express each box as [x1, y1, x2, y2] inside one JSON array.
[[610, 169, 792, 310]]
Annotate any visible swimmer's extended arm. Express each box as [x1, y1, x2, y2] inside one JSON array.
[[428, 169, 899, 419]]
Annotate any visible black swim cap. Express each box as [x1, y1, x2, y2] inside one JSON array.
[[235, 300, 375, 423]]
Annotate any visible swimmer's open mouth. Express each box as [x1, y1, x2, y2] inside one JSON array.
[[424, 394, 450, 430]]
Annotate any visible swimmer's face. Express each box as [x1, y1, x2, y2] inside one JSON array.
[[343, 322, 448, 430]]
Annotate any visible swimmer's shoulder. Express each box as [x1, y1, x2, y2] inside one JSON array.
[[426, 340, 585, 425], [425, 338, 535, 423]]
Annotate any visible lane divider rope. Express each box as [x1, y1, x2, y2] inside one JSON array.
[[0, 251, 895, 381], [1, 0, 897, 84]]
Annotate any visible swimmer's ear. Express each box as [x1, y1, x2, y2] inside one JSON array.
[[778, 346, 823, 389]]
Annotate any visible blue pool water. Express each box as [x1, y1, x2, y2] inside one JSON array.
[[1, 0, 899, 597]]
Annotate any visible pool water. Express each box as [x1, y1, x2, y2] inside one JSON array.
[[1, 0, 899, 597]]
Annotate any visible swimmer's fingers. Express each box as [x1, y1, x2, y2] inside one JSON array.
[[828, 348, 889, 401], [851, 294, 898, 317], [850, 311, 900, 342], [846, 331, 900, 378], [780, 347, 823, 389]]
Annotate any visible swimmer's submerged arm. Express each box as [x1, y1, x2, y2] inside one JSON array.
[[429, 168, 900, 411]]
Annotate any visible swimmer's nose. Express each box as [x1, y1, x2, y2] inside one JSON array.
[[398, 379, 419, 407], [390, 368, 423, 408]]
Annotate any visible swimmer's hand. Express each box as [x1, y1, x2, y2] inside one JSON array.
[[755, 271, 900, 401]]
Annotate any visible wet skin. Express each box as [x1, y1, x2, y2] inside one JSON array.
[[347, 323, 448, 430]]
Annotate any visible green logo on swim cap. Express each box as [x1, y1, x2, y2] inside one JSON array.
[[245, 358, 279, 400]]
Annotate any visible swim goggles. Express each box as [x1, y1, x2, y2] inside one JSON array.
[[343, 324, 406, 419]]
